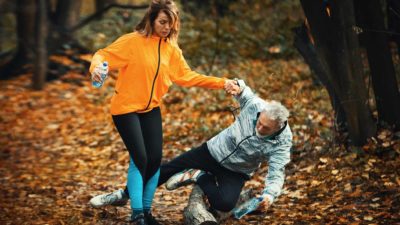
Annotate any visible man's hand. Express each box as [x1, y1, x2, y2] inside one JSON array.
[[224, 79, 241, 95], [257, 195, 271, 212]]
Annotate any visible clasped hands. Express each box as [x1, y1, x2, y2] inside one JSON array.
[[224, 79, 241, 96]]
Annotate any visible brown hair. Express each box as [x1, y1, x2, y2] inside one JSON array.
[[135, 0, 180, 42]]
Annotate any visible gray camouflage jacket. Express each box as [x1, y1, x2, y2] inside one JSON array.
[[207, 81, 292, 203]]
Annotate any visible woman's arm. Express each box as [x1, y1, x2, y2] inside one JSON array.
[[89, 33, 135, 73], [169, 45, 226, 89]]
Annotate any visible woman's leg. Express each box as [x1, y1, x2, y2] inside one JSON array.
[[112, 113, 147, 216], [137, 107, 163, 213]]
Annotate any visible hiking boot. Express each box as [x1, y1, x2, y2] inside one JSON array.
[[145, 212, 162, 225], [89, 189, 129, 208], [165, 169, 205, 190], [130, 213, 147, 225]]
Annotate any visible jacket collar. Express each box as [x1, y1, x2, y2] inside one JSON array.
[[150, 34, 169, 43], [137, 32, 169, 43]]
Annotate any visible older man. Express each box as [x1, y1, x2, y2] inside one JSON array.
[[90, 80, 292, 215]]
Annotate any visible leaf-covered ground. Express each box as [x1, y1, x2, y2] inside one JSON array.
[[0, 58, 399, 225]]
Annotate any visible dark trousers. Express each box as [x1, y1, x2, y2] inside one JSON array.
[[158, 143, 248, 212]]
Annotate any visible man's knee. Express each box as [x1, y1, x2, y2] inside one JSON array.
[[211, 196, 237, 212]]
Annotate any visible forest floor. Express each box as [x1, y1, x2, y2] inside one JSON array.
[[0, 57, 399, 225]]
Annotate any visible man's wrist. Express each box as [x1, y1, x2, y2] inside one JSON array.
[[233, 78, 239, 86], [262, 193, 274, 205], [234, 79, 245, 95]]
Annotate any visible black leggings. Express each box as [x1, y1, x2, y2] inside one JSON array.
[[158, 143, 248, 212], [112, 107, 162, 183]]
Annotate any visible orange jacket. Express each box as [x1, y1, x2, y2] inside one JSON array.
[[90, 32, 226, 115]]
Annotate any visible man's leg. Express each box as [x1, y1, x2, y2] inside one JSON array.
[[158, 143, 212, 185], [124, 142, 213, 195], [161, 143, 248, 212], [197, 166, 247, 212]]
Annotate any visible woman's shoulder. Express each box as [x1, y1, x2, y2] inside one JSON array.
[[110, 32, 139, 46], [168, 41, 182, 53], [119, 31, 141, 40]]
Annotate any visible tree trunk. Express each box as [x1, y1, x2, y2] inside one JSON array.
[[0, 0, 15, 13], [0, 0, 36, 79], [355, 0, 400, 128], [183, 186, 218, 225], [0, 0, 6, 9], [33, 0, 47, 90], [46, 0, 83, 55], [183, 185, 253, 225], [16, 0, 36, 64], [55, 0, 82, 30], [293, 23, 347, 131], [387, 0, 400, 55], [300, 0, 376, 146]]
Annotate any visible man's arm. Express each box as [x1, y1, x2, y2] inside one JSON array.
[[233, 80, 257, 109], [261, 144, 291, 206]]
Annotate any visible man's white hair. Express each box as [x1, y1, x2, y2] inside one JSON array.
[[263, 100, 289, 128]]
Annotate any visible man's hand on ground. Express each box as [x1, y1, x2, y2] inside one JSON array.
[[257, 195, 271, 212]]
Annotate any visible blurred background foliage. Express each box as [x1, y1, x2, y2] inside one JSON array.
[[0, 0, 302, 74], [178, 0, 303, 70], [73, 0, 304, 73]]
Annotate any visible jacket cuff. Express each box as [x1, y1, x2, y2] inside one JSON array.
[[262, 193, 275, 204], [234, 79, 246, 93]]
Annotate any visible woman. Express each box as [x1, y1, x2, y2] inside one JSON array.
[[89, 0, 238, 224]]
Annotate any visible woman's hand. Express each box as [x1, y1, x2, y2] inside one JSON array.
[[91, 65, 105, 83], [224, 80, 241, 95]]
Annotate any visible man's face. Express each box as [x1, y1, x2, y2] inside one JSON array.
[[153, 11, 171, 38], [256, 112, 280, 137]]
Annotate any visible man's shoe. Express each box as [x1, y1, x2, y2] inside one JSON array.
[[130, 213, 147, 225], [89, 189, 129, 208], [165, 169, 205, 190], [145, 212, 162, 225]]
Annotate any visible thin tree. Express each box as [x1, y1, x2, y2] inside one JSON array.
[[33, 0, 47, 90], [0, 0, 36, 78]]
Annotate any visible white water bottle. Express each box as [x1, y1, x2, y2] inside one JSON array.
[[233, 196, 263, 219], [92, 61, 108, 88]]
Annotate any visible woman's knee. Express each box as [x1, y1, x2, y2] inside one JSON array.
[[129, 154, 147, 174], [147, 155, 161, 167]]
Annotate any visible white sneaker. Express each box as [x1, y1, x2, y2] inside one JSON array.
[[165, 169, 205, 190], [89, 189, 129, 208]]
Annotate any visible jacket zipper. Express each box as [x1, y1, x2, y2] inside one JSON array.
[[144, 38, 162, 110], [219, 135, 253, 164]]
